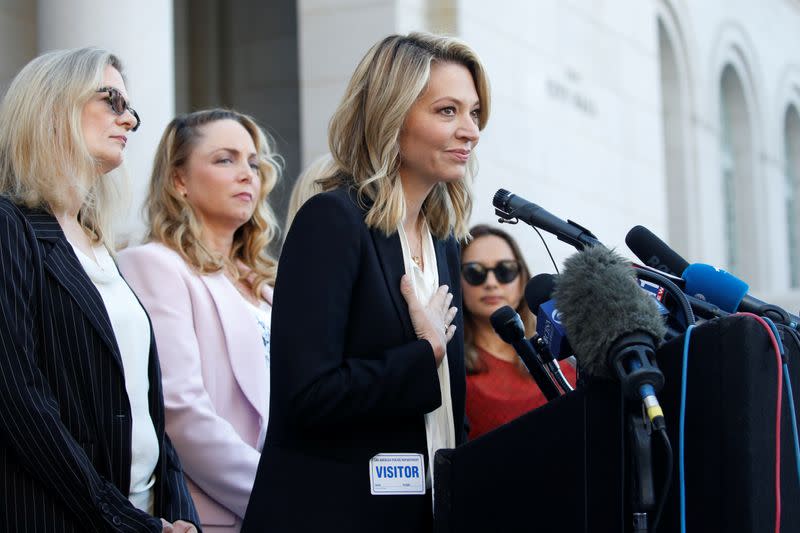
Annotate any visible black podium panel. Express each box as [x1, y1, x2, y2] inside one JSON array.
[[656, 316, 800, 533], [434, 315, 800, 532], [434, 381, 627, 532]]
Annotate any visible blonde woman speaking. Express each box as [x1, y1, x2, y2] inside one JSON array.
[[243, 32, 491, 533]]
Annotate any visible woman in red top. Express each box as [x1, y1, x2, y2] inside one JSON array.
[[461, 224, 575, 439]]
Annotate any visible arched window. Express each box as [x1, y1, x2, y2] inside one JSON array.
[[658, 17, 689, 257], [786, 105, 800, 287], [719, 65, 756, 280]]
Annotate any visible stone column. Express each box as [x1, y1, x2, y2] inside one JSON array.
[[298, 0, 399, 167], [38, 0, 175, 243], [0, 1, 37, 98]]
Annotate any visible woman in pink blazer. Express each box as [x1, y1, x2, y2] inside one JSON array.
[[119, 108, 281, 532]]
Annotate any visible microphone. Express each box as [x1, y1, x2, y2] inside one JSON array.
[[493, 189, 601, 250], [553, 246, 667, 429], [684, 266, 797, 325], [625, 225, 688, 276], [524, 274, 573, 360], [681, 263, 748, 314], [523, 274, 575, 393], [631, 262, 728, 324], [489, 306, 562, 401], [625, 225, 800, 327]]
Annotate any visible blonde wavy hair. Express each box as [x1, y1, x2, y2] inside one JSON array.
[[285, 153, 338, 230], [0, 47, 128, 247], [323, 32, 491, 240], [145, 109, 281, 297]]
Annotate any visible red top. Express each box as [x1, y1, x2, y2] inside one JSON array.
[[465, 347, 577, 440]]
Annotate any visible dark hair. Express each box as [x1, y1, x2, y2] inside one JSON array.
[[461, 224, 535, 374]]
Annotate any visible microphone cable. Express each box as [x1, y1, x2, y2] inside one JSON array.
[[785, 364, 800, 489], [501, 221, 560, 275], [736, 313, 784, 533], [493, 193, 561, 275], [681, 316, 788, 533], [650, 426, 673, 533], [775, 325, 800, 490], [678, 324, 695, 533], [534, 226, 561, 274], [633, 266, 696, 330], [551, 361, 574, 393]]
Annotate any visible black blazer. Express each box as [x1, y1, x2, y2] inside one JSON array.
[[0, 198, 200, 532], [243, 187, 467, 533]]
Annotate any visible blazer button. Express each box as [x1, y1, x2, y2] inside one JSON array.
[[112, 515, 122, 526], [101, 503, 110, 513]]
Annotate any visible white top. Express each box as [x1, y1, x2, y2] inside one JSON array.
[[397, 222, 456, 492], [243, 294, 272, 442], [70, 243, 159, 514], [244, 298, 272, 366]]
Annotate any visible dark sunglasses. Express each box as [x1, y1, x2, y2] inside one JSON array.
[[461, 260, 521, 286], [96, 86, 141, 132]]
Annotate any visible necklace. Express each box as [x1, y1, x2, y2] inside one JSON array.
[[412, 223, 424, 269], [404, 215, 425, 269]]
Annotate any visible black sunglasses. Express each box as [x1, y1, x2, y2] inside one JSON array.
[[461, 260, 521, 286], [96, 86, 141, 132]]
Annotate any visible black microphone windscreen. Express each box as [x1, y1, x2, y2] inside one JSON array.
[[525, 273, 557, 314], [493, 189, 512, 210], [625, 225, 689, 277], [489, 305, 524, 345], [553, 246, 667, 378]]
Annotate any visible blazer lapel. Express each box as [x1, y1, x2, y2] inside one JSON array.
[[434, 238, 451, 290], [25, 209, 125, 373], [434, 235, 465, 403], [200, 273, 269, 422], [371, 228, 416, 341]]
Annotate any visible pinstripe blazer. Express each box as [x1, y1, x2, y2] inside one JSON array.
[[0, 198, 200, 532]]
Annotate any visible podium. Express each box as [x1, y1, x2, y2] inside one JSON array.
[[433, 315, 800, 532]]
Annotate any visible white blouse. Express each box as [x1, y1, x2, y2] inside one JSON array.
[[244, 296, 272, 435], [397, 221, 456, 491], [70, 243, 159, 514]]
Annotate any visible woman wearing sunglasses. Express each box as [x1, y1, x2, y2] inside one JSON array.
[[119, 108, 281, 532], [243, 33, 489, 533], [461, 224, 576, 440], [0, 48, 199, 531]]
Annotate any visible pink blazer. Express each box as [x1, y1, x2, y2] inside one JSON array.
[[118, 242, 271, 531]]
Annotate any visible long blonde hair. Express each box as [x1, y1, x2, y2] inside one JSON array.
[[145, 109, 281, 297], [323, 32, 491, 240], [0, 47, 128, 247]]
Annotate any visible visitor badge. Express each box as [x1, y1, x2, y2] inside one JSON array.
[[369, 453, 425, 495]]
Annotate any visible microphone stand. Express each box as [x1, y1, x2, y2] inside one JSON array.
[[628, 410, 656, 533], [490, 307, 562, 400], [516, 338, 562, 401], [530, 336, 574, 393], [613, 340, 667, 533]]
